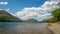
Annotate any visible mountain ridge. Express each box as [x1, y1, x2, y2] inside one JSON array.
[[0, 10, 23, 22], [0, 10, 42, 22]]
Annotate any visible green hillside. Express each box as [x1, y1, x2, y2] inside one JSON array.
[[0, 10, 23, 22], [43, 8, 60, 23]]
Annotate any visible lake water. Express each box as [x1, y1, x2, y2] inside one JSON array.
[[0, 22, 52, 34]]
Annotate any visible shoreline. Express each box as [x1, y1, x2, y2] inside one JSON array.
[[48, 23, 60, 34]]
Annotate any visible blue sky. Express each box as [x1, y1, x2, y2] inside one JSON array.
[[0, 0, 46, 14]]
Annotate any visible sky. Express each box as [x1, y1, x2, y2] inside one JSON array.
[[0, 0, 46, 13], [0, 0, 60, 21]]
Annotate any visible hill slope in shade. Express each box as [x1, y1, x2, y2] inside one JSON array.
[[0, 10, 23, 22]]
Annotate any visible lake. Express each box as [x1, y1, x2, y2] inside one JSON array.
[[0, 22, 52, 34]]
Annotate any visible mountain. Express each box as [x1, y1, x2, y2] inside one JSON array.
[[24, 19, 38, 23], [0, 10, 23, 22], [0, 10, 44, 22]]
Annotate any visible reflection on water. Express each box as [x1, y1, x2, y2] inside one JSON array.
[[0, 22, 52, 34]]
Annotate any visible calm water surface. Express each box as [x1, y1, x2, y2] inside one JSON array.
[[0, 22, 52, 34]]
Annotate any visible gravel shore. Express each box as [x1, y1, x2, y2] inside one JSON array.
[[48, 23, 60, 34]]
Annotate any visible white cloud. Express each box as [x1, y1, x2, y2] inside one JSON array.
[[0, 2, 8, 5], [16, 0, 60, 21], [49, 0, 60, 2]]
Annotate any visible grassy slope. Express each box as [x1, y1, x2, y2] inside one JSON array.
[[0, 10, 23, 22]]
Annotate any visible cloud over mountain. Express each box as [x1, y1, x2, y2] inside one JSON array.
[[16, 0, 60, 21]]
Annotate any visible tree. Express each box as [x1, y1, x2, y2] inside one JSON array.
[[52, 8, 60, 22], [58, 2, 60, 7]]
